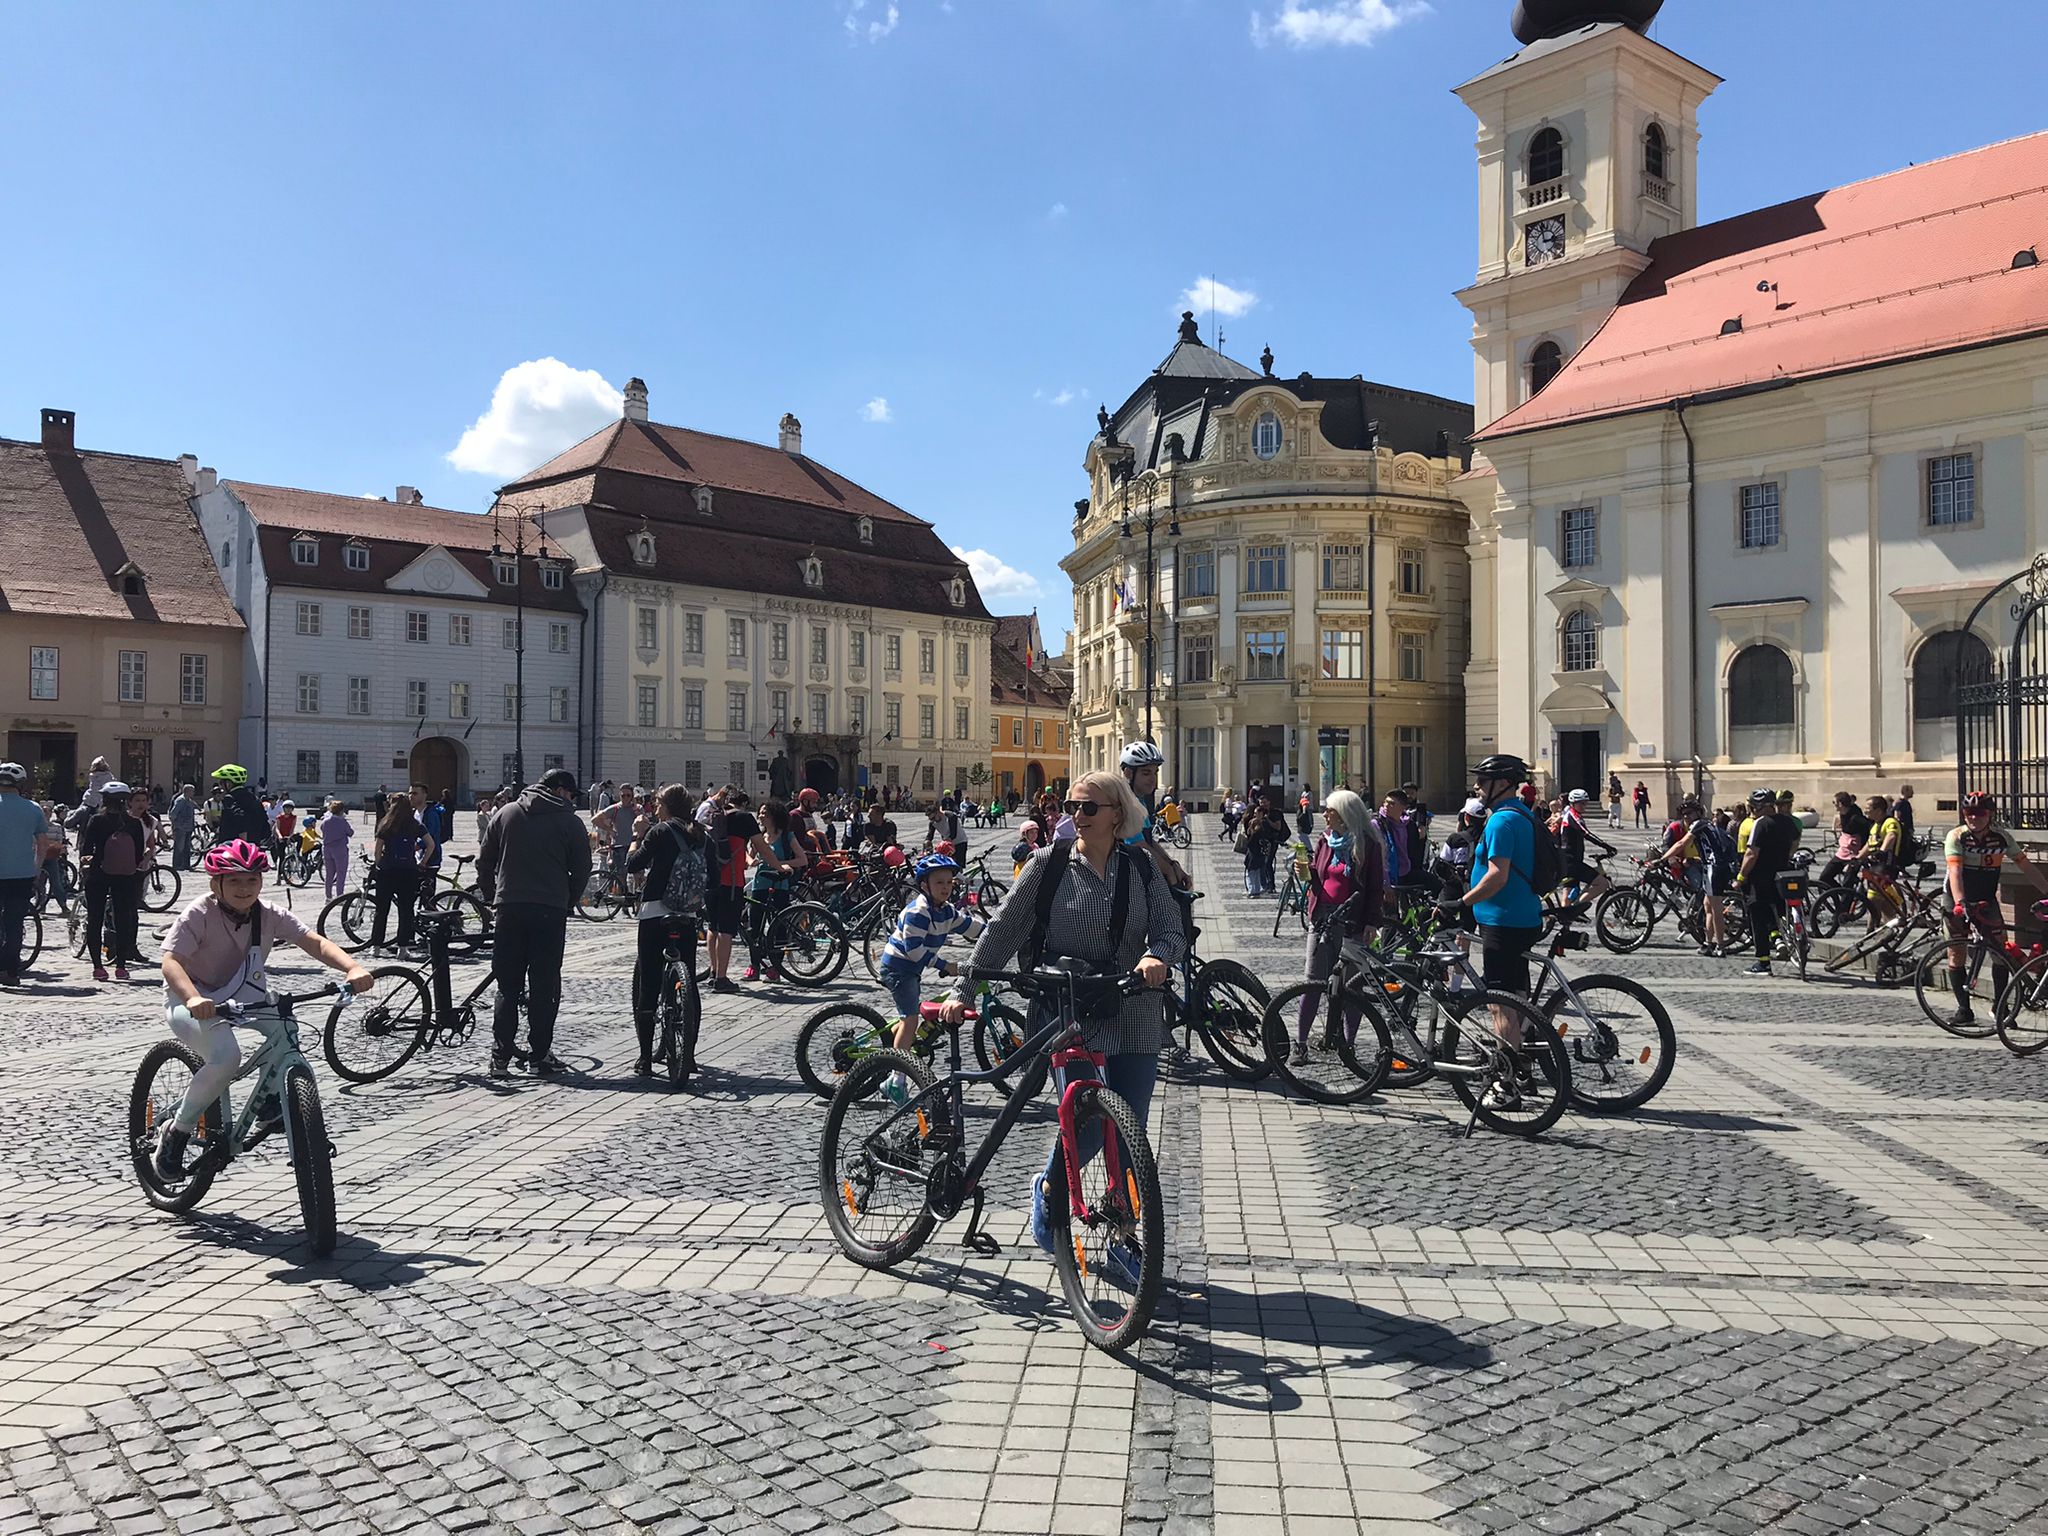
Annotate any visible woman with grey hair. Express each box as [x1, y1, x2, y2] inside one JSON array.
[[1289, 788, 1385, 1067], [938, 768, 1184, 1281]]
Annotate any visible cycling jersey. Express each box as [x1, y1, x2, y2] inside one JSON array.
[[1945, 823, 2019, 903], [1868, 816, 1902, 856]]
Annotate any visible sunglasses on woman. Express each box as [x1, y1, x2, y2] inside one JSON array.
[[1063, 799, 1103, 816]]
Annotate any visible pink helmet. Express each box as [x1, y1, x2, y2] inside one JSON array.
[[882, 845, 907, 869], [202, 838, 271, 876]]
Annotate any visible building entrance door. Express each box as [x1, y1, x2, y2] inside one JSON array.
[[7, 732, 76, 801], [1556, 730, 1603, 798], [803, 755, 841, 795], [1246, 726, 1286, 791], [410, 737, 466, 807]]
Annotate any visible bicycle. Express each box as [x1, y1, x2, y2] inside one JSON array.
[[795, 972, 1024, 1099], [318, 856, 487, 958], [1262, 897, 1573, 1134], [274, 838, 322, 890], [320, 909, 525, 1082], [820, 962, 1163, 1352], [1271, 843, 1311, 937], [1822, 863, 1944, 988], [1915, 898, 2047, 1041], [1596, 857, 1746, 954], [139, 860, 182, 913], [1768, 856, 1815, 979], [652, 913, 703, 1089], [130, 981, 350, 1258]]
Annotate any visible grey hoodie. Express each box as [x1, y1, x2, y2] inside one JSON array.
[[477, 787, 593, 912]]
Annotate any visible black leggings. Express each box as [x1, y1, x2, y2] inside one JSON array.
[[633, 917, 699, 1056], [84, 874, 142, 964], [371, 865, 421, 948]]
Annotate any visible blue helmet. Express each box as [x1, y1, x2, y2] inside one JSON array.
[[913, 854, 960, 883]]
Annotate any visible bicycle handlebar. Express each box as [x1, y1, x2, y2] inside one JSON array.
[[951, 964, 1151, 996]]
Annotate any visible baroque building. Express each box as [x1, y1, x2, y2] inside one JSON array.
[[989, 612, 1069, 802], [501, 382, 993, 801], [1455, 0, 2048, 808], [1065, 317, 1473, 808]]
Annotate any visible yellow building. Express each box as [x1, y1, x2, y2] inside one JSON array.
[[989, 613, 1069, 802], [0, 410, 244, 799]]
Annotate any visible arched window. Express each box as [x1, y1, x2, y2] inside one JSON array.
[[1529, 340, 1564, 395], [1527, 127, 1565, 186], [1252, 412, 1283, 460], [1644, 123, 1668, 181], [1912, 630, 1992, 763], [1561, 609, 1599, 673], [1728, 645, 1796, 761]]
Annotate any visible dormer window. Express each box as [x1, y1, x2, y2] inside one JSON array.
[[948, 575, 966, 609], [291, 535, 318, 566], [1252, 412, 1282, 460], [693, 485, 715, 516], [632, 530, 656, 567], [116, 561, 146, 597], [345, 540, 370, 573], [856, 516, 873, 545], [802, 555, 823, 589], [540, 562, 564, 591], [493, 557, 517, 586]]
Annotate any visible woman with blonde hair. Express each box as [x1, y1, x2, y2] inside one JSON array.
[[940, 768, 1183, 1284]]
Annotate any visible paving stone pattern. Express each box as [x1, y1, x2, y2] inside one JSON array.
[[1305, 1114, 1912, 1243], [1787, 1043, 2048, 1104], [1396, 1320, 2048, 1536]]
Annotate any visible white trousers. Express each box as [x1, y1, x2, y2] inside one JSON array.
[[165, 1007, 246, 1133]]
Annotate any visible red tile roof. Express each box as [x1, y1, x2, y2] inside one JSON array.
[[227, 480, 506, 548], [503, 419, 927, 526], [0, 437, 242, 628], [1478, 131, 2048, 440], [990, 613, 1068, 707]]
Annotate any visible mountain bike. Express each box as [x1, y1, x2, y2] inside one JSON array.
[[1159, 889, 1272, 1081], [1771, 859, 1815, 979], [1262, 898, 1572, 1135], [820, 962, 1163, 1352], [130, 982, 349, 1258], [320, 909, 524, 1082], [653, 913, 702, 1089], [1916, 898, 2048, 1041], [318, 857, 487, 958], [795, 972, 1022, 1100], [139, 861, 181, 913], [1594, 858, 1743, 953]]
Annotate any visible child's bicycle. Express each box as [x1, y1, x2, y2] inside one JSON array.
[[320, 910, 528, 1083], [129, 981, 353, 1258], [795, 971, 1023, 1100], [820, 962, 1163, 1353]]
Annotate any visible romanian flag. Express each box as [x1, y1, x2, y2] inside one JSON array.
[[1109, 584, 1120, 616], [1024, 640, 1034, 673]]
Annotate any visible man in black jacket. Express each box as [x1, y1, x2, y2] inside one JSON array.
[[209, 765, 270, 847], [477, 769, 593, 1077]]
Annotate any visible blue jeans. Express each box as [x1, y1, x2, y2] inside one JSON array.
[[878, 957, 928, 1022], [1037, 1048, 1159, 1194]]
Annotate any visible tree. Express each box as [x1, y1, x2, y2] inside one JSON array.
[[967, 762, 990, 789]]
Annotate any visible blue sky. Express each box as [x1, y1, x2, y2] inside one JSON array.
[[4, 0, 2042, 637]]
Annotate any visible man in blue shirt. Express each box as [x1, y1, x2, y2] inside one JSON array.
[[0, 762, 53, 986], [1446, 752, 1543, 1012]]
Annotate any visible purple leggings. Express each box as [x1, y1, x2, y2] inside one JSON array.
[[323, 842, 351, 898]]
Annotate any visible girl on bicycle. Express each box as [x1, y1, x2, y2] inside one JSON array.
[[627, 784, 712, 1076], [152, 839, 372, 1181], [878, 852, 986, 1103]]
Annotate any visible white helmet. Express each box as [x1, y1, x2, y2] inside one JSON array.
[[1119, 741, 1165, 771], [102, 780, 132, 798], [0, 762, 25, 787], [1566, 788, 1589, 804]]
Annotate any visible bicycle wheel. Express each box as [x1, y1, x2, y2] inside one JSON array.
[[420, 889, 490, 957], [660, 961, 699, 1088], [767, 902, 846, 987], [139, 863, 181, 913], [1793, 909, 1811, 979], [1048, 1086, 1163, 1353], [1593, 889, 1653, 954], [1440, 994, 1571, 1136], [284, 1065, 338, 1258], [797, 1001, 894, 1100], [1809, 886, 1858, 940], [129, 1039, 222, 1212], [972, 1000, 1034, 1095], [323, 967, 432, 1083], [277, 849, 313, 889], [316, 891, 372, 952], [1189, 958, 1273, 1082], [1996, 951, 2048, 1056], [18, 912, 42, 971], [819, 1049, 940, 1269], [1168, 824, 1192, 850], [1261, 981, 1391, 1105], [1545, 975, 1676, 1114], [68, 903, 90, 960], [1916, 945, 1994, 1038]]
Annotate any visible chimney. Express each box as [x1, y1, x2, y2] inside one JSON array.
[[623, 377, 649, 423], [778, 413, 803, 455], [177, 453, 199, 490], [196, 467, 218, 495], [397, 485, 422, 505], [40, 409, 76, 456]]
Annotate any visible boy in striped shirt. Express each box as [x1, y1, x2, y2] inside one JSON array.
[[881, 853, 984, 1102]]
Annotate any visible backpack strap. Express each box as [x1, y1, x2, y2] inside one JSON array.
[[1025, 841, 1072, 970]]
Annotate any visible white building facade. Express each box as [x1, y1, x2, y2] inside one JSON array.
[[196, 480, 585, 806], [497, 388, 994, 803]]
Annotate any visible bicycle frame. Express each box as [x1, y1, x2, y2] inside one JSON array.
[[193, 995, 330, 1167]]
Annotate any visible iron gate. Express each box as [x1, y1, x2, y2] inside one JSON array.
[[1957, 554, 2048, 829]]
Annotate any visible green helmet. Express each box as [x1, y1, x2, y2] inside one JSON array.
[[210, 763, 249, 788]]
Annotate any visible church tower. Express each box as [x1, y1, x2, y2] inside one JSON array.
[[1454, 2, 1720, 430]]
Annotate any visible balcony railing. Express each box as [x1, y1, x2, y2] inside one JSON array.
[[1522, 177, 1567, 209], [1644, 175, 1675, 207]]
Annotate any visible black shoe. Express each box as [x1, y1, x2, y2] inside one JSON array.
[[1950, 1006, 1975, 1028], [531, 1052, 567, 1076], [1742, 961, 1772, 976], [154, 1127, 191, 1182], [635, 1056, 654, 1077], [712, 977, 739, 995], [488, 1052, 512, 1079]]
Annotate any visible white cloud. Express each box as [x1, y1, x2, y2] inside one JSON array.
[[1250, 0, 1428, 49], [446, 358, 623, 479], [862, 396, 893, 423], [1047, 201, 1069, 221], [1050, 388, 1078, 407], [843, 0, 900, 41], [951, 546, 1044, 604], [1177, 276, 1260, 321]]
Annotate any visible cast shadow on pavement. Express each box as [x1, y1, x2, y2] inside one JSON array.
[[169, 1211, 484, 1290]]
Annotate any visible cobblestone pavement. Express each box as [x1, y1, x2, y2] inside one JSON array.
[[3, 815, 2048, 1534]]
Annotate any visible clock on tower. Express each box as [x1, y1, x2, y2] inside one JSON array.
[[1525, 216, 1566, 267]]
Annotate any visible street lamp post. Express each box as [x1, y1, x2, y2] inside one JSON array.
[[1119, 434, 1184, 748], [490, 501, 560, 791]]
